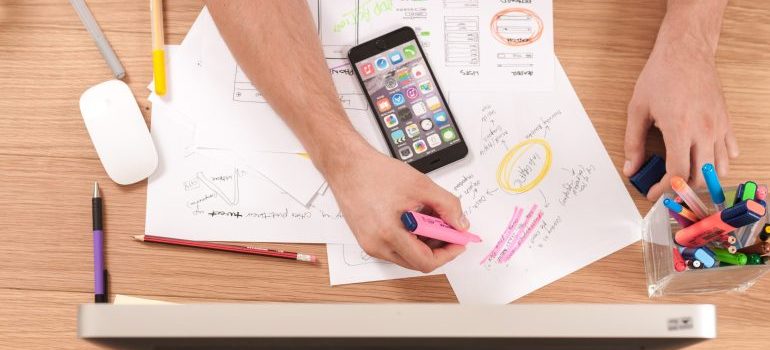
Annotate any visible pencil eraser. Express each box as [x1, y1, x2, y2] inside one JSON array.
[[630, 154, 666, 196]]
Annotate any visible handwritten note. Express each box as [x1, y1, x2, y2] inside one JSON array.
[[438, 61, 642, 304]]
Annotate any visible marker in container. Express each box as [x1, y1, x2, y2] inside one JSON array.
[[742, 181, 758, 201], [686, 259, 703, 269], [746, 254, 764, 265], [671, 176, 709, 219], [759, 224, 770, 242], [679, 247, 717, 268], [664, 198, 698, 223], [701, 164, 725, 211], [674, 200, 766, 248], [672, 248, 686, 272], [731, 183, 745, 208], [712, 247, 747, 266], [738, 241, 770, 256], [401, 211, 481, 245], [756, 185, 767, 207], [668, 210, 694, 228]]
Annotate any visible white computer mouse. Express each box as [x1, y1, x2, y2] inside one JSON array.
[[80, 80, 158, 185]]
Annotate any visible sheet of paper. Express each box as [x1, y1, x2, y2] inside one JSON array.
[[149, 46, 327, 206], [324, 60, 640, 297], [326, 244, 441, 285], [113, 295, 174, 305], [436, 61, 641, 304], [353, 0, 554, 91], [145, 100, 358, 244]]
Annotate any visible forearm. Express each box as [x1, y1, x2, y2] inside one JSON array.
[[658, 0, 728, 56], [205, 0, 367, 173]]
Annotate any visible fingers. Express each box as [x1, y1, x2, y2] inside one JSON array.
[[623, 101, 652, 177], [715, 140, 729, 178], [725, 124, 740, 159], [646, 173, 671, 202], [390, 232, 465, 273], [419, 180, 470, 231], [690, 140, 715, 189]]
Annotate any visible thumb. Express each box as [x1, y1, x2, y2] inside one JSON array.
[[419, 181, 469, 231], [623, 101, 652, 177]]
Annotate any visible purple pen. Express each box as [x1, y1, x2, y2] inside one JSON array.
[[93, 182, 107, 303]]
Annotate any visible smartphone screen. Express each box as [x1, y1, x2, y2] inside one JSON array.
[[350, 28, 467, 173]]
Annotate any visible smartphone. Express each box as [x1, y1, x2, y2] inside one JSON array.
[[348, 27, 468, 173]]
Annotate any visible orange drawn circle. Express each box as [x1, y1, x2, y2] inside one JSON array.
[[490, 8, 544, 47]]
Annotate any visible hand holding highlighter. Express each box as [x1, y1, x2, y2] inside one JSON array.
[[401, 211, 481, 245]]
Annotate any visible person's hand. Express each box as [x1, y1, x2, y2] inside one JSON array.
[[322, 141, 469, 273], [623, 27, 739, 201]]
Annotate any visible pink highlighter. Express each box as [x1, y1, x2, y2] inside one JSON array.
[[401, 211, 481, 245]]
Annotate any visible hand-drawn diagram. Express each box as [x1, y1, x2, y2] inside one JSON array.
[[496, 138, 552, 194], [231, 0, 386, 110], [490, 8, 544, 47], [444, 16, 480, 67]]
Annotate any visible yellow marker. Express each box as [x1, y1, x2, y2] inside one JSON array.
[[151, 0, 166, 95]]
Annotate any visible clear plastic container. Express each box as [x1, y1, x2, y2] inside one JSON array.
[[642, 186, 770, 297]]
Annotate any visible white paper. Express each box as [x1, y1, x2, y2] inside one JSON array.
[[326, 244, 442, 285], [438, 62, 641, 304], [323, 61, 641, 297], [145, 101, 358, 244]]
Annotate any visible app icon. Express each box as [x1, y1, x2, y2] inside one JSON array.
[[383, 113, 398, 128], [432, 111, 448, 127], [396, 67, 411, 83], [441, 127, 458, 142], [413, 140, 428, 154], [388, 50, 403, 65], [418, 81, 433, 94], [376, 96, 392, 113], [391, 93, 406, 107], [391, 129, 406, 145], [411, 64, 427, 80], [375, 57, 389, 71], [405, 86, 419, 100], [361, 63, 375, 77], [397, 108, 413, 122], [411, 101, 427, 116], [403, 44, 417, 59], [384, 77, 398, 90], [398, 146, 413, 160], [420, 118, 433, 131], [425, 95, 441, 111], [405, 123, 420, 138], [427, 133, 442, 148]]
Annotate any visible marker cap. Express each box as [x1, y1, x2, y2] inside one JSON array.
[[701, 163, 725, 204]]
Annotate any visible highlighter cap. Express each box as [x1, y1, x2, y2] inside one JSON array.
[[722, 200, 765, 228], [401, 212, 418, 232], [701, 164, 725, 204]]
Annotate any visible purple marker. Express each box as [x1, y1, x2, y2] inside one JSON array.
[[93, 182, 107, 303]]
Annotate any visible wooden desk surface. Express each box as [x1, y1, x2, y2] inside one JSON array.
[[1, 1, 769, 348]]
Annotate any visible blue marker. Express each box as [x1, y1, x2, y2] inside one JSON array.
[[663, 197, 698, 222], [679, 246, 717, 268], [701, 163, 725, 211]]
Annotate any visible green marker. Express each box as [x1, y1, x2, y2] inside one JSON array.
[[741, 181, 757, 201], [746, 253, 764, 265], [712, 247, 747, 266]]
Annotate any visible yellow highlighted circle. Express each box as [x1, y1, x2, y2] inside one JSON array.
[[496, 138, 552, 193]]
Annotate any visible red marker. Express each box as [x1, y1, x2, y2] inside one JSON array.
[[673, 248, 686, 272]]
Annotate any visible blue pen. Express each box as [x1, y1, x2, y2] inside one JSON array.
[[701, 164, 725, 211]]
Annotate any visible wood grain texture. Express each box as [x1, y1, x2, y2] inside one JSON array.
[[0, 0, 769, 348]]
